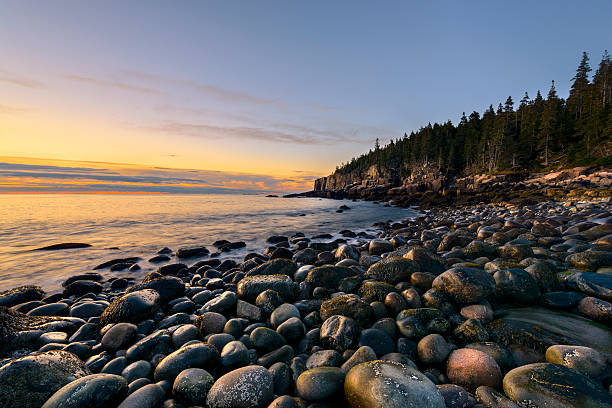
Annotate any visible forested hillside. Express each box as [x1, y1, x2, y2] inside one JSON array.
[[335, 51, 612, 178]]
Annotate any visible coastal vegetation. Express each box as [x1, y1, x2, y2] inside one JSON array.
[[335, 51, 612, 177]]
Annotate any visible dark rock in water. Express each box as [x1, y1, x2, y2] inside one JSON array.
[[148, 254, 171, 263], [62, 273, 103, 287], [110, 262, 134, 271], [432, 266, 495, 304], [172, 368, 214, 406], [117, 383, 165, 408], [246, 259, 297, 277], [41, 373, 128, 408], [320, 295, 372, 327], [365, 257, 419, 284], [155, 263, 187, 276], [206, 365, 274, 408], [63, 280, 103, 297], [540, 291, 584, 309], [176, 246, 209, 259], [486, 307, 612, 355], [157, 247, 172, 254], [296, 367, 345, 401], [35, 242, 92, 251], [503, 363, 612, 407], [267, 235, 289, 244], [269, 247, 294, 260], [93, 257, 140, 270], [0, 350, 91, 408], [561, 271, 612, 301], [0, 285, 45, 307], [344, 360, 445, 408], [99, 289, 160, 326], [237, 275, 296, 301], [128, 276, 185, 302], [154, 342, 219, 382]]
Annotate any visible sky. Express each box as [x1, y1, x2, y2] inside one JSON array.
[[1, 1, 611, 193]]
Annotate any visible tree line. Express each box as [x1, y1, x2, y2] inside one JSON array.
[[335, 51, 612, 177]]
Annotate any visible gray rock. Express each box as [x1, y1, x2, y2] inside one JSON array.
[[100, 289, 160, 326], [432, 266, 495, 304], [320, 315, 358, 351], [121, 360, 152, 383], [41, 374, 128, 408], [250, 327, 286, 352], [417, 334, 451, 365], [206, 365, 274, 408], [101, 323, 138, 351], [344, 360, 445, 408], [296, 367, 345, 401], [154, 342, 218, 382], [503, 363, 612, 407], [126, 329, 171, 361], [117, 383, 165, 408], [320, 295, 372, 327], [172, 368, 214, 406], [365, 257, 419, 284], [238, 275, 296, 301], [270, 303, 300, 328], [220, 340, 250, 369], [545, 345, 608, 377], [493, 268, 540, 304], [368, 239, 394, 255], [0, 350, 91, 408]]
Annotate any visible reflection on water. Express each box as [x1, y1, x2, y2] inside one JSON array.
[[0, 194, 418, 291]]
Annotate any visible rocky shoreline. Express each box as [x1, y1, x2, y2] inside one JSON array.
[[292, 166, 612, 209], [0, 198, 611, 407]]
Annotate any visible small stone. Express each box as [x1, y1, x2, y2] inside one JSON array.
[[206, 365, 274, 408], [417, 334, 451, 365], [296, 367, 345, 401], [446, 348, 502, 392], [172, 368, 214, 406]]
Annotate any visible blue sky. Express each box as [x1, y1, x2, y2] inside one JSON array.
[[1, 1, 611, 192]]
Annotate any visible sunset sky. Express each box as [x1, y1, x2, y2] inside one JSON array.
[[1, 1, 611, 193]]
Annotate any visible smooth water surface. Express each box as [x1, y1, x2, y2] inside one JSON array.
[[0, 194, 417, 291]]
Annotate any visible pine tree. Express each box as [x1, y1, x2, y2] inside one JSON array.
[[569, 51, 592, 120]]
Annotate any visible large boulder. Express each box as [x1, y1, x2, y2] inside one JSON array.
[[0, 286, 45, 308], [246, 259, 297, 277], [41, 374, 128, 408], [503, 363, 612, 407], [128, 276, 184, 302], [100, 289, 160, 326], [237, 275, 297, 301], [365, 257, 419, 284], [206, 365, 274, 408], [320, 295, 372, 327], [432, 267, 495, 304], [0, 350, 91, 408], [344, 360, 445, 408], [305, 266, 356, 289]]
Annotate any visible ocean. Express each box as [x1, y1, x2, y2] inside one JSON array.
[[0, 194, 418, 292]]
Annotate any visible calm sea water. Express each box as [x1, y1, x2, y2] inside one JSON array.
[[0, 194, 417, 292]]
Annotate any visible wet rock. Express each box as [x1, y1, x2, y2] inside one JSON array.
[[0, 350, 91, 408], [277, 317, 305, 342], [503, 363, 612, 407], [196, 312, 227, 335], [460, 303, 494, 323], [404, 247, 447, 274], [475, 386, 520, 408], [446, 348, 502, 391], [128, 276, 185, 302], [270, 303, 300, 328], [306, 349, 342, 369], [540, 291, 584, 309], [577, 296, 612, 324], [172, 368, 214, 406], [344, 360, 445, 408], [126, 329, 171, 361], [117, 383, 165, 408], [237, 275, 296, 301], [206, 365, 274, 408], [27, 302, 69, 316], [465, 342, 515, 372], [101, 322, 138, 351], [562, 272, 612, 301], [567, 250, 612, 270], [498, 243, 534, 261], [358, 280, 397, 302], [320, 315, 358, 351], [335, 244, 361, 261], [493, 268, 540, 304], [293, 248, 317, 264], [154, 342, 218, 382], [319, 295, 372, 327], [417, 334, 451, 365], [358, 328, 394, 356], [368, 239, 394, 255], [305, 266, 355, 290], [247, 259, 297, 277], [176, 246, 209, 258], [436, 384, 472, 408], [365, 257, 419, 284], [41, 374, 128, 408], [121, 360, 152, 383], [432, 266, 495, 304], [220, 341, 249, 369], [250, 327, 286, 352], [100, 289, 160, 326], [201, 291, 237, 313], [63, 280, 103, 297], [545, 345, 607, 377], [341, 345, 377, 373], [296, 367, 345, 401]]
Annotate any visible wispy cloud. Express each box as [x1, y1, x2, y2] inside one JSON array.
[[0, 104, 31, 115], [0, 158, 320, 194], [0, 70, 45, 89], [63, 74, 162, 95]]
